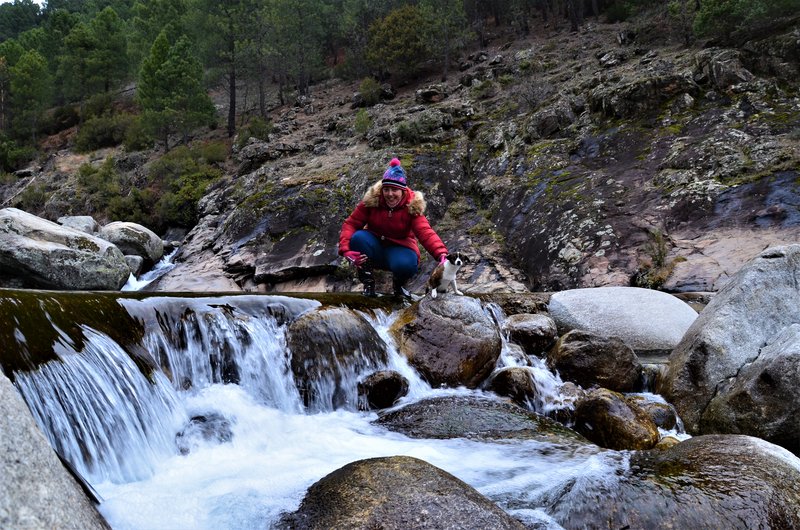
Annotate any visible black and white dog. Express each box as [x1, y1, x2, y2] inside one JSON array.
[[427, 251, 469, 298]]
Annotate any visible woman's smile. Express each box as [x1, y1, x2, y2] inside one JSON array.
[[383, 187, 403, 208]]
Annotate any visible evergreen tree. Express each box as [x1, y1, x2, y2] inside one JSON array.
[[419, 0, 472, 81], [367, 4, 430, 81], [137, 31, 214, 150], [0, 0, 40, 42], [87, 7, 129, 92], [190, 0, 255, 137], [10, 50, 52, 142], [57, 22, 96, 106], [129, 0, 187, 73], [270, 0, 327, 97]]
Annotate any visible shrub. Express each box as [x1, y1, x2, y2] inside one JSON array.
[[43, 105, 80, 134], [123, 116, 153, 152], [0, 137, 36, 172], [235, 116, 274, 149], [194, 140, 228, 164], [693, 0, 800, 40], [16, 183, 46, 211], [358, 77, 381, 107], [82, 93, 115, 121], [75, 113, 133, 152], [354, 108, 372, 136]]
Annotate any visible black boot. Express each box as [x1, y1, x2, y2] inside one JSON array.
[[392, 277, 411, 299], [358, 259, 376, 297]]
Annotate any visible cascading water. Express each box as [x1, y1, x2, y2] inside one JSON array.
[[7, 293, 633, 530]]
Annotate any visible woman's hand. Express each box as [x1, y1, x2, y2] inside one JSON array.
[[344, 251, 367, 267], [439, 254, 448, 265]]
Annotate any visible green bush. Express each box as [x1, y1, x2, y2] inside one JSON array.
[[43, 105, 80, 134], [16, 183, 46, 211], [0, 137, 36, 172], [75, 113, 133, 152], [693, 0, 800, 40], [354, 108, 372, 136], [358, 77, 381, 107], [82, 93, 114, 121], [123, 115, 153, 152], [76, 158, 122, 212], [194, 140, 229, 164], [235, 116, 273, 149]]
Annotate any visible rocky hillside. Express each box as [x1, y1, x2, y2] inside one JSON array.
[[3, 12, 799, 295]]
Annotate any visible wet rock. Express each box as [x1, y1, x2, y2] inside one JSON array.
[[547, 329, 643, 392], [572, 388, 659, 450], [0, 207, 129, 290], [486, 367, 538, 407], [701, 324, 800, 455], [548, 286, 697, 356], [660, 245, 800, 437], [390, 296, 501, 388], [548, 435, 800, 529], [98, 221, 164, 268], [288, 307, 388, 411], [376, 395, 585, 444], [175, 413, 233, 455], [357, 370, 409, 410], [502, 313, 558, 356], [1, 371, 110, 530], [629, 396, 678, 431], [587, 72, 699, 118], [277, 456, 526, 530], [124, 255, 144, 276]]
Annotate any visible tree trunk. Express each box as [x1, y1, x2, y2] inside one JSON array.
[[259, 78, 267, 118], [226, 17, 236, 138]]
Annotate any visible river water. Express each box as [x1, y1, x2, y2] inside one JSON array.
[[8, 294, 673, 529]]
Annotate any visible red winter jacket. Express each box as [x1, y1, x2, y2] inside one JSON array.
[[338, 181, 448, 261]]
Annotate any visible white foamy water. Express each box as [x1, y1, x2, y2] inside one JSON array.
[[122, 248, 179, 292], [13, 295, 635, 529]]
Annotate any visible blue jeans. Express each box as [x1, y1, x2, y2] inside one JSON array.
[[350, 230, 419, 284]]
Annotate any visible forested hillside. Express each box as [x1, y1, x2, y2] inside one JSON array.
[[0, 0, 798, 293]]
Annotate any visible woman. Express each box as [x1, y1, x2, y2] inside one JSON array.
[[338, 158, 448, 297]]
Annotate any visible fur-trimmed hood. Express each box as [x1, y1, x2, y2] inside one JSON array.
[[361, 181, 426, 215]]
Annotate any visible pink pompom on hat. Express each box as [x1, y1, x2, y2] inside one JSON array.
[[382, 157, 408, 189]]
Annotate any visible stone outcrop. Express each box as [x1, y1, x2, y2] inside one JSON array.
[[548, 287, 698, 356], [0, 208, 129, 290], [57, 215, 98, 234], [277, 456, 526, 530], [0, 371, 110, 530], [390, 296, 501, 388], [659, 245, 800, 440], [98, 221, 163, 267], [287, 307, 388, 411], [548, 435, 800, 529], [357, 370, 409, 410], [699, 323, 800, 454]]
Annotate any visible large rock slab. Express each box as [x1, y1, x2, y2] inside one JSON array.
[[0, 208, 129, 290], [98, 221, 163, 267], [659, 245, 800, 435], [700, 324, 800, 454], [390, 296, 502, 388], [277, 456, 525, 530], [0, 371, 110, 530], [548, 435, 800, 529], [548, 286, 697, 356]]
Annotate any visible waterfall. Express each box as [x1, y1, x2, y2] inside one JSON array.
[[4, 292, 626, 530]]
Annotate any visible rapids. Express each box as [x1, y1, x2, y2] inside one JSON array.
[[2, 292, 664, 529]]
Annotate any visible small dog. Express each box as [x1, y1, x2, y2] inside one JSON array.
[[427, 251, 469, 298]]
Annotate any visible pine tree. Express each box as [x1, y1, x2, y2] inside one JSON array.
[[137, 30, 214, 150], [10, 49, 52, 142], [419, 0, 472, 81], [367, 5, 430, 81], [87, 7, 129, 93]]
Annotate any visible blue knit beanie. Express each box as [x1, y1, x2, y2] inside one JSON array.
[[382, 158, 407, 189]]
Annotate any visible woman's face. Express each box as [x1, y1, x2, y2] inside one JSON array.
[[382, 186, 404, 208]]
